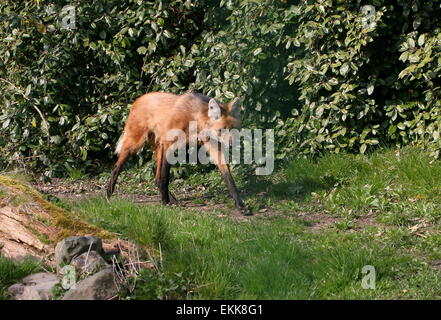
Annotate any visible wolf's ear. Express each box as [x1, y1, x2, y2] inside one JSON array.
[[208, 98, 221, 120], [228, 97, 241, 120]]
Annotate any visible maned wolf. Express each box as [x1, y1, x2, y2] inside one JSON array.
[[106, 91, 251, 215]]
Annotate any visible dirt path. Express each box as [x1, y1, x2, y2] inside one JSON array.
[[33, 178, 252, 220], [33, 178, 394, 232]]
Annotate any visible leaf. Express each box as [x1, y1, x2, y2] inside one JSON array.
[[408, 54, 420, 63], [411, 3, 418, 12], [163, 30, 172, 38], [2, 119, 10, 129], [25, 84, 31, 97], [137, 46, 147, 55], [316, 106, 325, 117], [253, 48, 262, 56], [360, 144, 367, 154], [417, 34, 425, 46], [151, 22, 158, 32], [340, 64, 349, 76], [50, 135, 62, 144], [367, 84, 374, 95], [329, 78, 338, 85], [399, 51, 409, 62], [225, 91, 235, 99]]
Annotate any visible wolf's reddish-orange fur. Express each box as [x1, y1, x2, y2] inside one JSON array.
[[116, 92, 239, 157], [107, 91, 250, 215]]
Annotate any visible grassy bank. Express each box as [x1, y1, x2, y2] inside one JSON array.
[[73, 197, 441, 299], [68, 147, 441, 299], [3, 147, 439, 299]]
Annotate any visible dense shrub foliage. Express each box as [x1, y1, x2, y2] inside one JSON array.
[[0, 0, 205, 177], [0, 0, 439, 177], [0, 0, 299, 177], [286, 0, 441, 157]]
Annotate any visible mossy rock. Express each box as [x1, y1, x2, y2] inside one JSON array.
[[0, 175, 112, 262]]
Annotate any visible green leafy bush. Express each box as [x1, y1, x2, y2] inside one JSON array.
[[1, 0, 440, 178], [0, 0, 300, 177], [286, 0, 440, 157], [0, 0, 204, 177], [191, 0, 300, 125]]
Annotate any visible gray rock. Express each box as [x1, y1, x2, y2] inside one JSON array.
[[55, 236, 104, 267], [62, 269, 118, 300], [8, 272, 59, 300], [8, 283, 25, 297], [71, 251, 110, 275]]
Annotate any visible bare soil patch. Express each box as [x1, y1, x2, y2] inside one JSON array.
[[33, 178, 254, 221]]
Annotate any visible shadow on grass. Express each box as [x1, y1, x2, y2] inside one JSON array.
[[241, 173, 336, 202]]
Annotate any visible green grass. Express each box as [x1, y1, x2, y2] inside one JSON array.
[[285, 148, 441, 213], [63, 163, 89, 181], [48, 146, 441, 299], [72, 197, 441, 299], [0, 256, 42, 300]]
